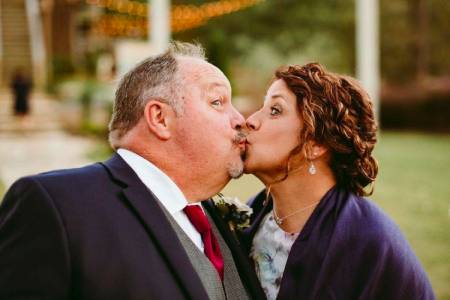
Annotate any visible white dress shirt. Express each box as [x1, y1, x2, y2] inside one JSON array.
[[117, 148, 204, 251]]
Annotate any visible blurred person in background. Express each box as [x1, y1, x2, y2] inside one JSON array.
[[242, 63, 435, 299], [10, 67, 32, 117], [0, 42, 264, 300]]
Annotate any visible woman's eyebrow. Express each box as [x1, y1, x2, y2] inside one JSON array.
[[265, 93, 287, 103]]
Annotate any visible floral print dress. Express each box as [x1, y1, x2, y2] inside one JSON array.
[[250, 212, 300, 300]]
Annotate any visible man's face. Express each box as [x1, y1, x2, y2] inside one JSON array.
[[173, 59, 246, 187]]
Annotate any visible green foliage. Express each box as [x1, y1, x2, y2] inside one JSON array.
[[174, 0, 450, 85], [174, 0, 359, 99], [56, 77, 114, 138], [380, 0, 450, 81], [52, 55, 76, 78], [176, 0, 355, 73], [380, 0, 416, 82], [86, 140, 114, 162], [428, 0, 450, 76]]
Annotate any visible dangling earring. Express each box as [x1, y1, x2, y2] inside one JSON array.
[[308, 160, 317, 175], [263, 185, 271, 206]]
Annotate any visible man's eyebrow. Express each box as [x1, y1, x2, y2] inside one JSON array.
[[205, 82, 228, 90]]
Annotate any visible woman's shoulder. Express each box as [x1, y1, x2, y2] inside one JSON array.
[[342, 195, 397, 230], [329, 193, 434, 298], [335, 193, 412, 253]]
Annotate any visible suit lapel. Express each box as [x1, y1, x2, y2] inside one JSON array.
[[101, 154, 209, 300], [203, 200, 266, 300]]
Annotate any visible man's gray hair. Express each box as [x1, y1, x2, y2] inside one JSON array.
[[108, 42, 206, 148]]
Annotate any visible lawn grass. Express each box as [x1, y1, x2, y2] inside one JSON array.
[[0, 180, 4, 199], [222, 131, 450, 299], [372, 132, 450, 299]]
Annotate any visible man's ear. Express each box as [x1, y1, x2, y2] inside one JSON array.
[[143, 100, 174, 140]]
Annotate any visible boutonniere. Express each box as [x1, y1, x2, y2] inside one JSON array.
[[213, 193, 253, 232]]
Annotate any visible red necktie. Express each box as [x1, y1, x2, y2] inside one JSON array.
[[183, 205, 224, 281]]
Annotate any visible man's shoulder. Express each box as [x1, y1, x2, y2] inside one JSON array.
[[6, 161, 111, 201], [30, 162, 107, 185], [1, 160, 124, 222]]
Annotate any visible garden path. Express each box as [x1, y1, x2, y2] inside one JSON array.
[[0, 90, 96, 189]]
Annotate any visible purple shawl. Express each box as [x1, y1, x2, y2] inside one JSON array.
[[242, 186, 435, 299]]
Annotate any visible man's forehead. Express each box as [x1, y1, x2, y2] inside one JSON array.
[[178, 57, 230, 90], [205, 82, 230, 94]]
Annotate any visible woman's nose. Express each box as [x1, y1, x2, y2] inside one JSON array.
[[246, 113, 260, 131]]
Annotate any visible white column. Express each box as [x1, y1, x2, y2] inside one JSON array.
[[149, 0, 171, 53], [356, 0, 380, 122], [26, 0, 47, 88]]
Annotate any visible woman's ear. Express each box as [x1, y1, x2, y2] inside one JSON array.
[[143, 100, 174, 140], [306, 140, 328, 160]]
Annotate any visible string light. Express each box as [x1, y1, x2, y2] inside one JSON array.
[[87, 0, 265, 37]]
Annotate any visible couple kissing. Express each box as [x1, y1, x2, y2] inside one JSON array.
[[0, 42, 434, 300]]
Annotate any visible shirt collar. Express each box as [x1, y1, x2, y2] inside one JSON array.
[[117, 148, 188, 215]]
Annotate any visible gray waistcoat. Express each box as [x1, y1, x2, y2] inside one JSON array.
[[161, 207, 249, 300]]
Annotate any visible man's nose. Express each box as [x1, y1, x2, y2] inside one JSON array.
[[231, 107, 245, 130]]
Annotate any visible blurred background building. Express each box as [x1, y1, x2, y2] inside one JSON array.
[[1, 0, 449, 128], [0, 0, 80, 88]]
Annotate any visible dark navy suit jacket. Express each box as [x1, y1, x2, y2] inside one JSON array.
[[242, 186, 435, 300], [0, 154, 264, 300]]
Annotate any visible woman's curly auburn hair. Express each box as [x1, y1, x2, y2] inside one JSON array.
[[275, 62, 378, 196]]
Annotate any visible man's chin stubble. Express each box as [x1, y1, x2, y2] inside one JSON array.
[[227, 143, 247, 179], [227, 153, 245, 179], [227, 160, 244, 179]]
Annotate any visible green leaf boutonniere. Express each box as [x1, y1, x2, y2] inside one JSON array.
[[213, 193, 253, 232]]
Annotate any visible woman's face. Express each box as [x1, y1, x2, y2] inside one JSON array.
[[244, 79, 303, 178]]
